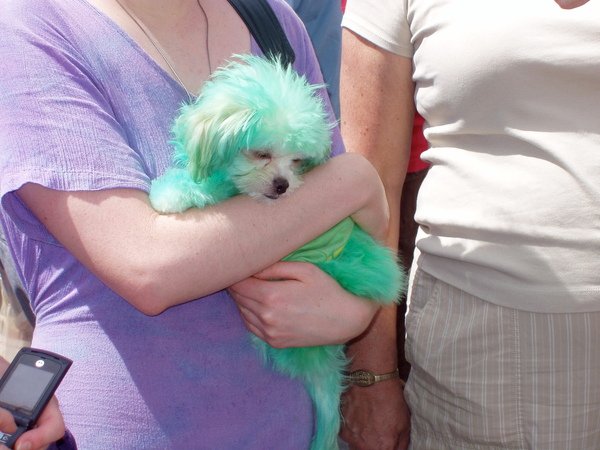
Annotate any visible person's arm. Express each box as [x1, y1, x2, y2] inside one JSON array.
[[0, 358, 66, 450], [338, 29, 415, 450], [17, 152, 388, 317]]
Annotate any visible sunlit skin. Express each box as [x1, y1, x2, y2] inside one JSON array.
[[554, 0, 590, 8]]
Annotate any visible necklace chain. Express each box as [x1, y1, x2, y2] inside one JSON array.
[[114, 0, 212, 100]]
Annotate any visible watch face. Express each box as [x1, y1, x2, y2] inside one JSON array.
[[349, 370, 375, 387], [347, 368, 400, 387]]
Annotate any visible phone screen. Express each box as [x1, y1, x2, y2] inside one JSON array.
[[0, 362, 55, 413]]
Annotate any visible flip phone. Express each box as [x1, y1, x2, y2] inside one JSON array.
[[0, 347, 72, 449]]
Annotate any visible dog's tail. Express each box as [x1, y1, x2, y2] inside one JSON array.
[[251, 336, 345, 450], [305, 364, 344, 450]]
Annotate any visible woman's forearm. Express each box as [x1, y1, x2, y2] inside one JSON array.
[[17, 152, 386, 314]]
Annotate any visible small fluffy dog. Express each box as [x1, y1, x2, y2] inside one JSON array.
[[150, 55, 405, 450]]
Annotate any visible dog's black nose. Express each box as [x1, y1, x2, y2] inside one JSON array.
[[273, 177, 289, 195]]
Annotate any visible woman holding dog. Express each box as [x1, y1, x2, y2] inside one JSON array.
[[340, 0, 600, 449], [0, 0, 394, 448]]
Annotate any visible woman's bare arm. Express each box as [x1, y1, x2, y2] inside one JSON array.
[[17, 152, 387, 315], [339, 29, 415, 450]]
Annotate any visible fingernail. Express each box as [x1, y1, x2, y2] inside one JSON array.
[[16, 442, 32, 450]]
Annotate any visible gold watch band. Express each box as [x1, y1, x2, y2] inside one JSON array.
[[346, 368, 401, 387]]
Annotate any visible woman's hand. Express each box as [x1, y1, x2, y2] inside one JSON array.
[[340, 380, 410, 450], [0, 397, 65, 450], [228, 261, 380, 348]]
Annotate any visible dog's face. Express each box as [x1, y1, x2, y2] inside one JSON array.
[[228, 147, 311, 200], [172, 55, 334, 197]]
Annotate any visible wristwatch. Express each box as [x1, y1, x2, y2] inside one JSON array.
[[346, 368, 401, 387]]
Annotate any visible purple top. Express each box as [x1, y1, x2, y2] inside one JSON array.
[[0, 0, 343, 448]]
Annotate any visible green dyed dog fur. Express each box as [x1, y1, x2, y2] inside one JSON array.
[[150, 55, 405, 450]]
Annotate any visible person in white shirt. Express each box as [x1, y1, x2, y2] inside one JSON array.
[[340, 0, 600, 449]]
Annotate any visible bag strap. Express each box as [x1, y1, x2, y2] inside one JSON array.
[[226, 0, 296, 66]]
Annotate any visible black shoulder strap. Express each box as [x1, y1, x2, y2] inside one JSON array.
[[226, 0, 296, 66]]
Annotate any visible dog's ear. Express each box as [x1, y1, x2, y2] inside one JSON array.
[[171, 104, 253, 180]]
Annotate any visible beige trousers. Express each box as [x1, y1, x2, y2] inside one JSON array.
[[405, 269, 600, 450]]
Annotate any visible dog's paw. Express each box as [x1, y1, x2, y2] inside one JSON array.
[[149, 189, 186, 214], [149, 169, 195, 214]]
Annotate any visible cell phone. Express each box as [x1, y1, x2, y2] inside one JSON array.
[[0, 347, 72, 449]]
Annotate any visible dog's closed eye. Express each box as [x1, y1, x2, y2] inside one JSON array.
[[247, 150, 272, 161], [291, 158, 306, 170]]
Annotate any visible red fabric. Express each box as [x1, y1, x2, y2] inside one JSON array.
[[341, 0, 346, 12], [408, 113, 429, 173]]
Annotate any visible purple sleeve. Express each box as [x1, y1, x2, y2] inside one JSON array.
[[0, 4, 149, 241]]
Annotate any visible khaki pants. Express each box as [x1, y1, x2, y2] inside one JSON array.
[[405, 269, 600, 450]]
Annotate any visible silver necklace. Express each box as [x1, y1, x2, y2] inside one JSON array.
[[114, 0, 212, 100]]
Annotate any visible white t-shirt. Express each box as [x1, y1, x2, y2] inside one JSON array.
[[343, 0, 600, 312]]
